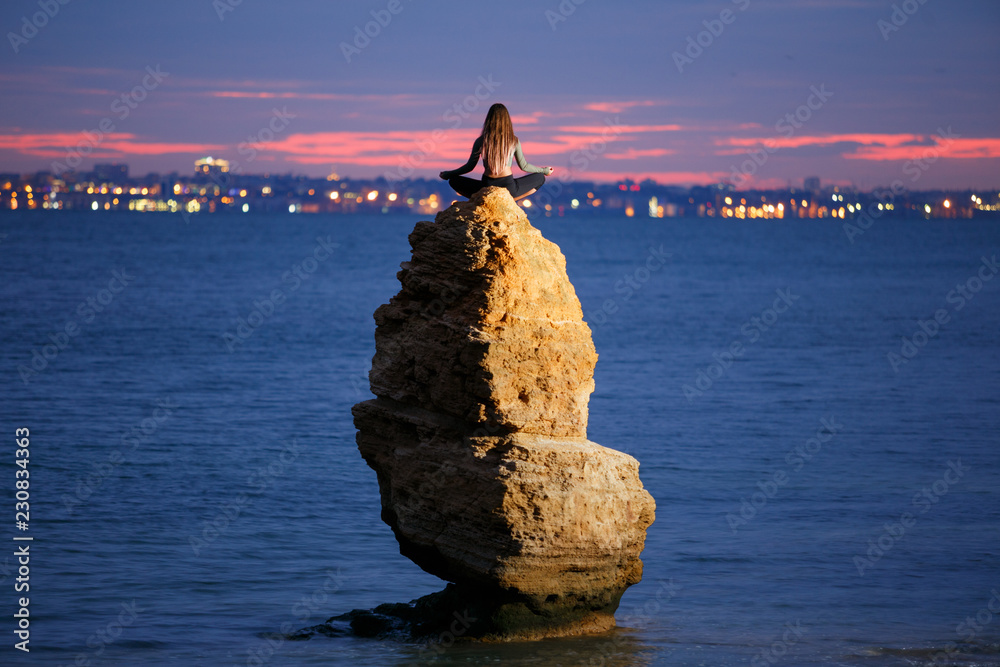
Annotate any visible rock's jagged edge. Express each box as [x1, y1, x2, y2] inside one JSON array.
[[301, 188, 655, 643]]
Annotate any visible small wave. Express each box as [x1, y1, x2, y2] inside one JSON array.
[[859, 641, 1000, 662], [674, 555, 755, 563]]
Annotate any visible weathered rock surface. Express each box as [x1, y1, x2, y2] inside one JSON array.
[[339, 187, 654, 641], [367, 186, 597, 437]]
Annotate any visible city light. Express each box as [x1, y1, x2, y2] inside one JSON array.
[[6, 158, 996, 219]]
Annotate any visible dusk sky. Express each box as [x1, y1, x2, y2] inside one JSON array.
[[1, 0, 998, 189]]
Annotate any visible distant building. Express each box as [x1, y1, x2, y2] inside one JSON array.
[[804, 176, 821, 192], [195, 157, 230, 176], [93, 163, 128, 182]]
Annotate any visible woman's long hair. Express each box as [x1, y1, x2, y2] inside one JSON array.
[[481, 103, 517, 176]]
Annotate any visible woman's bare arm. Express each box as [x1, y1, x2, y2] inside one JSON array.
[[440, 136, 483, 179], [514, 140, 552, 175]]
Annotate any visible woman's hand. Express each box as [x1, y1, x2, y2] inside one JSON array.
[[545, 167, 555, 175]]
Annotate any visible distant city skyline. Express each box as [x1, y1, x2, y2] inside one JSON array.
[[1, 1, 998, 189], [7, 157, 996, 223]]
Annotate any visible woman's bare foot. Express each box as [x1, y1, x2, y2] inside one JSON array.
[[514, 189, 537, 202]]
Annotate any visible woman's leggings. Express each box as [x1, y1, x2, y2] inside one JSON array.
[[448, 173, 546, 199]]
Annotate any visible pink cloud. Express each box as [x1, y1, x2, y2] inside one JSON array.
[[263, 129, 631, 170], [716, 132, 1000, 161], [0, 132, 226, 159], [604, 148, 676, 160], [261, 130, 479, 167], [206, 90, 424, 103], [843, 138, 1000, 161], [583, 100, 664, 113], [717, 132, 924, 151], [509, 115, 539, 125], [555, 123, 684, 134]]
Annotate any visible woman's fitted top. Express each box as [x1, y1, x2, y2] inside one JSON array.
[[442, 136, 550, 178]]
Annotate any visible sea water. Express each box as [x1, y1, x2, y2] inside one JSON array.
[[1, 210, 998, 666]]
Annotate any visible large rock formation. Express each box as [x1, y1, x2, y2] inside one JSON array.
[[341, 187, 655, 641]]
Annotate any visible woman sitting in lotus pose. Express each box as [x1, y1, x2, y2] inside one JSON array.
[[439, 103, 553, 201]]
